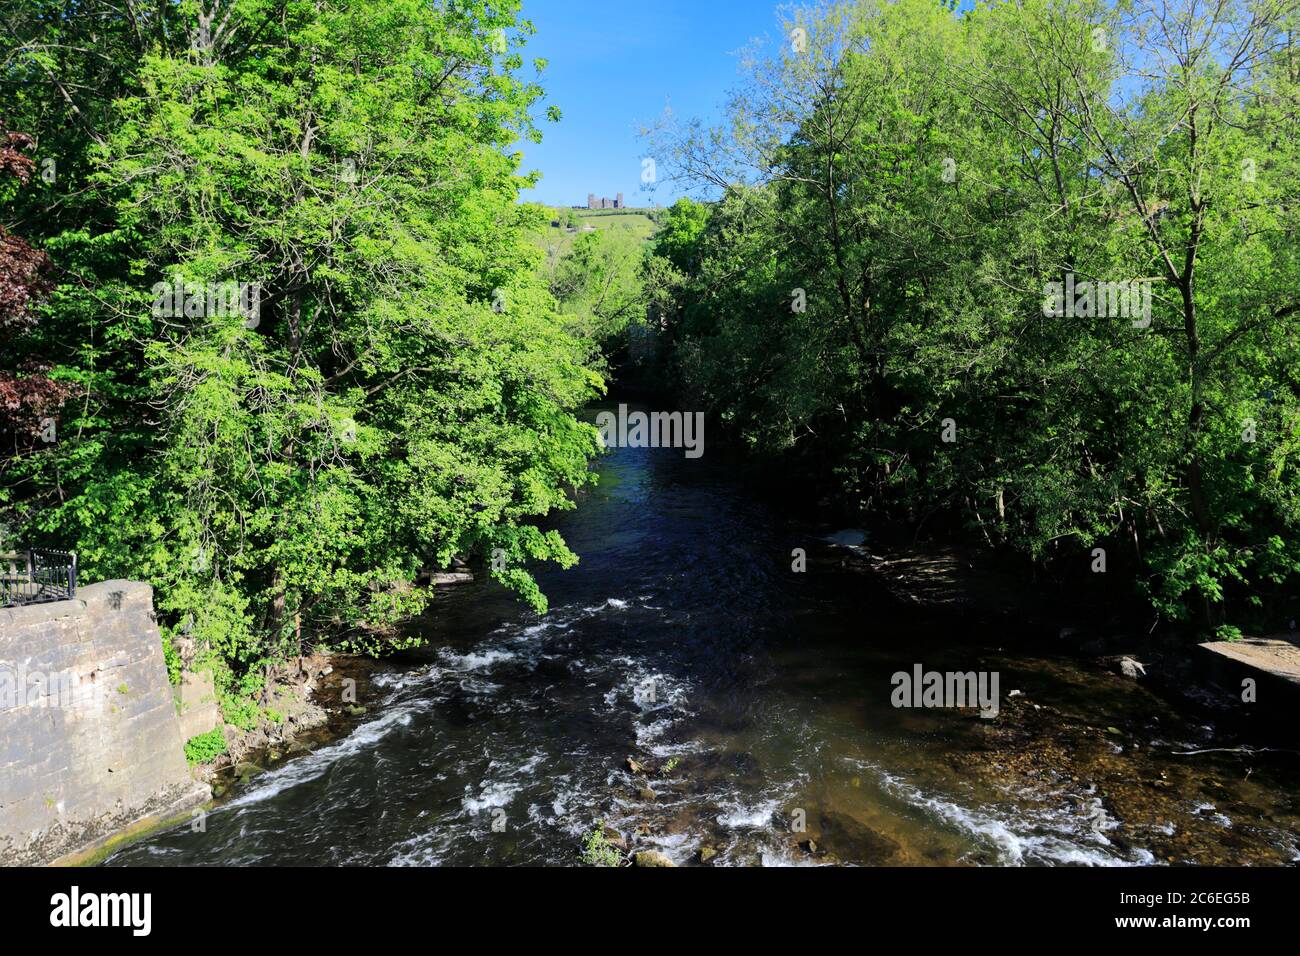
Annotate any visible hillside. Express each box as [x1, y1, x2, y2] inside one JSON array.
[[530, 206, 660, 258]]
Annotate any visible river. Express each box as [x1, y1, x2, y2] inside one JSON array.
[[107, 408, 1300, 866]]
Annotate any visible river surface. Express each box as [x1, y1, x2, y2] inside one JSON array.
[[109, 414, 1300, 866]]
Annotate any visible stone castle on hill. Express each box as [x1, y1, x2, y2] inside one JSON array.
[[587, 192, 624, 209]]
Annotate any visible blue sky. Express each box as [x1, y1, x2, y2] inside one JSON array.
[[516, 0, 787, 208]]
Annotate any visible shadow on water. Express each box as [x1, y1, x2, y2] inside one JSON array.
[[108, 406, 1300, 866]]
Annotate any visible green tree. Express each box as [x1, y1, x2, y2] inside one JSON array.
[[647, 0, 1300, 633], [548, 228, 647, 346], [2, 0, 605, 711]]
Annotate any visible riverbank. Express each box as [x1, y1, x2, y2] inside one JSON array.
[[839, 533, 1300, 733], [202, 652, 387, 798]]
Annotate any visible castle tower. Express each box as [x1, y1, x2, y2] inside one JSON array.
[[588, 193, 596, 210], [616, 193, 624, 209]]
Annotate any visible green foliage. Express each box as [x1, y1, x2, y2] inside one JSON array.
[[160, 631, 183, 686], [220, 692, 264, 732], [547, 229, 648, 346], [580, 820, 624, 867], [1216, 625, 1245, 643], [184, 728, 229, 766], [529, 206, 657, 353], [646, 0, 1300, 634], [1, 0, 604, 708], [652, 199, 709, 274]]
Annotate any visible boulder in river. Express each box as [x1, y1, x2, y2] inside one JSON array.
[[1099, 655, 1148, 679], [1119, 657, 1147, 679], [634, 850, 676, 867], [431, 571, 473, 586]]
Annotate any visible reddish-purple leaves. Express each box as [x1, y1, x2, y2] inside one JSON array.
[[0, 129, 69, 444]]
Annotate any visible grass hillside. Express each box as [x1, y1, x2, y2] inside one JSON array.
[[530, 206, 660, 258]]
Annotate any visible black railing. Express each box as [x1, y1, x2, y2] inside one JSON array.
[[0, 549, 78, 608]]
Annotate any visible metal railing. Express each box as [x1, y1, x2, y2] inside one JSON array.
[[0, 549, 78, 608]]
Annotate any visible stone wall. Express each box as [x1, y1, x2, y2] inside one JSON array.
[[0, 581, 209, 865]]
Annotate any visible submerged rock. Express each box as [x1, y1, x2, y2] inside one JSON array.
[[634, 850, 676, 868], [601, 826, 628, 851], [811, 811, 899, 864]]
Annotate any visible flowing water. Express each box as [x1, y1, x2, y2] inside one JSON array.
[[109, 409, 1300, 867]]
